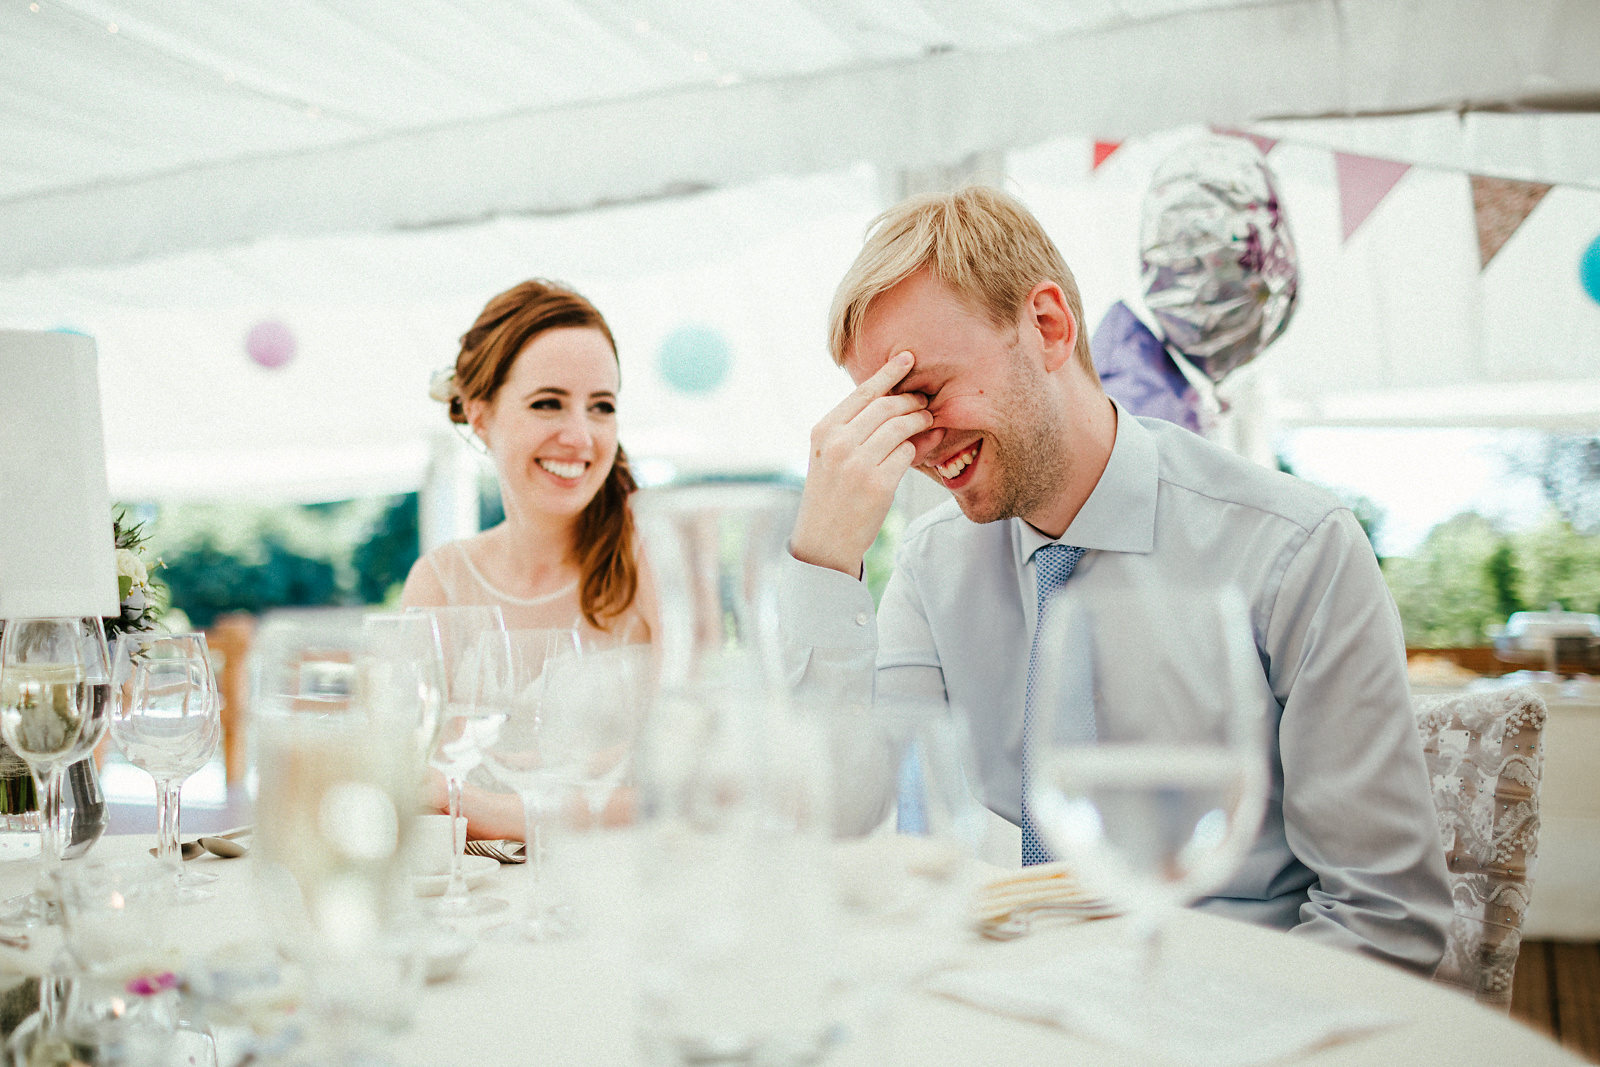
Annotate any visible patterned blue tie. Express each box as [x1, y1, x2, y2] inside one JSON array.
[[1020, 543, 1088, 866]]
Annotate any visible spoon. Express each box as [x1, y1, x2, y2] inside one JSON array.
[[197, 835, 248, 858], [151, 825, 252, 860]]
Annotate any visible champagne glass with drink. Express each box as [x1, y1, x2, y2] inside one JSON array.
[[0, 617, 113, 924]]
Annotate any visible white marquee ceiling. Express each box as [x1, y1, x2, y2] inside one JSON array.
[[3, 0, 1597, 276], [3, 0, 1599, 501]]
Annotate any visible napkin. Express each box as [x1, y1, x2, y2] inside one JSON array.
[[926, 943, 1402, 1066], [464, 839, 525, 864], [973, 861, 1120, 934]]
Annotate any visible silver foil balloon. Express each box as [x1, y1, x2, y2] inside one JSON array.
[[1139, 136, 1298, 385]]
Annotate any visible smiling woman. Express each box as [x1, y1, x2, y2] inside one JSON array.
[[401, 280, 657, 840], [401, 280, 657, 642]]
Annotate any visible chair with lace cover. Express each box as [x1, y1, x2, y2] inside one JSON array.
[[1413, 686, 1546, 1010]]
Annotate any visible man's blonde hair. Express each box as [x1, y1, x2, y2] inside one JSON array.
[[827, 186, 1095, 376]]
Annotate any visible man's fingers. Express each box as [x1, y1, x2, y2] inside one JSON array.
[[833, 350, 916, 423], [847, 392, 926, 437], [859, 409, 934, 469], [811, 388, 925, 456]]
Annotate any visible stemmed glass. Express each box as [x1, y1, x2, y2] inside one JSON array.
[[409, 605, 510, 918], [1025, 587, 1268, 1027], [559, 635, 651, 831], [477, 628, 584, 939], [824, 697, 987, 1057], [110, 632, 222, 900], [360, 612, 446, 779], [0, 617, 113, 924], [479, 629, 650, 939]]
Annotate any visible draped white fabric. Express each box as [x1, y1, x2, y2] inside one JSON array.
[[2, 0, 1599, 499], [2, 0, 1596, 276]]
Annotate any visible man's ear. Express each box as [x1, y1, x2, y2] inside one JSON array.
[[1028, 281, 1078, 373]]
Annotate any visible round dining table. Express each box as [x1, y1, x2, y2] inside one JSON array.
[[0, 832, 1583, 1066]]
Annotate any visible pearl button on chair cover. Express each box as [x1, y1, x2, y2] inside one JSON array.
[[1413, 687, 1546, 1010]]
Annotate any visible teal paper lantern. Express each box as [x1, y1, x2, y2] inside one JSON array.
[[657, 324, 732, 394], [1581, 233, 1600, 306]]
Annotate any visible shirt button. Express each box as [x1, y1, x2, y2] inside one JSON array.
[[854, 612, 869, 627]]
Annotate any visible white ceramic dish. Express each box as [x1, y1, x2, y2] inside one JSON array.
[[411, 854, 499, 897]]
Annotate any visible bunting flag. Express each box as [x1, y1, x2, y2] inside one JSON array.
[[1334, 152, 1412, 243], [1209, 126, 1278, 158], [1470, 175, 1553, 269], [1092, 141, 1122, 170]]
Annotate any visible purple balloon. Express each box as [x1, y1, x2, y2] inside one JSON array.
[[1091, 301, 1202, 433], [246, 320, 297, 369]]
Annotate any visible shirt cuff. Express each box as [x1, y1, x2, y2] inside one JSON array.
[[776, 551, 877, 650]]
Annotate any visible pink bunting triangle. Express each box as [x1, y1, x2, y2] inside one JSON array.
[[1209, 126, 1278, 158], [1092, 141, 1122, 170], [1470, 175, 1553, 269], [1335, 153, 1412, 243]]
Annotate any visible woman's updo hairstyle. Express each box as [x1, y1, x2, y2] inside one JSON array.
[[452, 279, 638, 631]]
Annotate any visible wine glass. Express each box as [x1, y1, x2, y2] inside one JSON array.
[[408, 605, 511, 919], [110, 632, 223, 900], [480, 629, 650, 939], [823, 697, 987, 1057], [57, 618, 113, 862], [1025, 587, 1268, 1009], [559, 635, 651, 832], [0, 617, 113, 924], [360, 612, 446, 775], [476, 627, 584, 939]]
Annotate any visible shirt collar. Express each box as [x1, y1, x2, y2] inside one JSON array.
[[1013, 397, 1159, 562]]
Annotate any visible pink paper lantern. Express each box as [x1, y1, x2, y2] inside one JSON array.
[[246, 320, 297, 369]]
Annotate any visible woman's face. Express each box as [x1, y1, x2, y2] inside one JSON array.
[[469, 326, 620, 523]]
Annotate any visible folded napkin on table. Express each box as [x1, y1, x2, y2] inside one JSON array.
[[926, 941, 1403, 1066], [973, 861, 1119, 936], [465, 839, 525, 864]]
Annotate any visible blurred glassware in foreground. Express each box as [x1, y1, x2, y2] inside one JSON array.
[[1026, 586, 1268, 1026], [829, 698, 987, 932], [110, 631, 223, 900], [825, 697, 988, 1056], [2, 859, 218, 1066], [632, 481, 840, 1066], [248, 612, 432, 1061]]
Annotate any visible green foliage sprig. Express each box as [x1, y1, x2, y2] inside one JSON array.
[[107, 508, 165, 642]]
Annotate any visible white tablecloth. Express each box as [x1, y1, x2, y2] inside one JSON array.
[[0, 834, 1583, 1066]]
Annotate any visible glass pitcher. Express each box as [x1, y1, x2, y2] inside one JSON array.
[[630, 479, 840, 1066]]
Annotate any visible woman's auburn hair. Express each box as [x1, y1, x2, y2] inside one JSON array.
[[452, 279, 639, 631]]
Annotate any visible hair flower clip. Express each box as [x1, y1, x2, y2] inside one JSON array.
[[428, 368, 458, 404]]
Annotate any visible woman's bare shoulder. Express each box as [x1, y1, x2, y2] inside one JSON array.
[[399, 551, 448, 608]]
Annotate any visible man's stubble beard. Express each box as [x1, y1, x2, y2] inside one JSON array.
[[952, 342, 1071, 526]]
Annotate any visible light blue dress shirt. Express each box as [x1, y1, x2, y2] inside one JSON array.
[[780, 401, 1452, 975]]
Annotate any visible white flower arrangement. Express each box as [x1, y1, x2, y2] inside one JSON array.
[[108, 510, 163, 641]]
